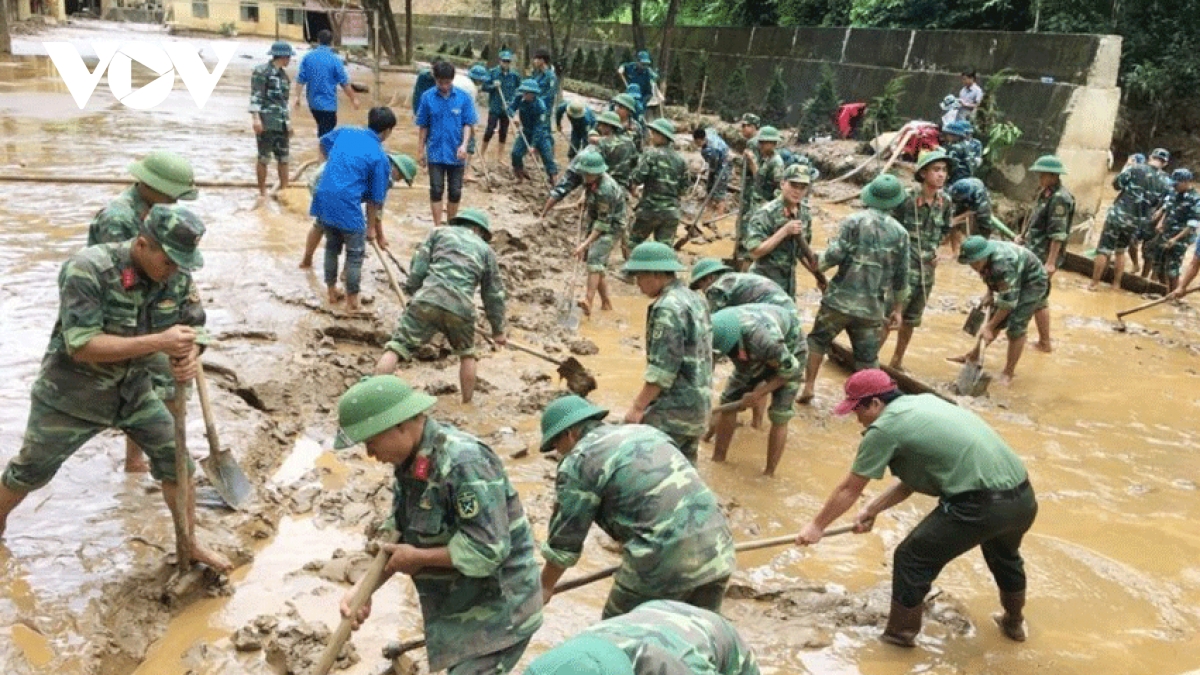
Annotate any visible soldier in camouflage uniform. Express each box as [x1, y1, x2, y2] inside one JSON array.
[[1092, 148, 1171, 289], [1151, 169, 1200, 290], [0, 206, 231, 572], [800, 174, 910, 404], [86, 151, 199, 472], [1017, 155, 1072, 353], [612, 94, 646, 153], [693, 126, 732, 212], [710, 304, 807, 476], [744, 164, 820, 298], [948, 177, 994, 240], [540, 111, 637, 218], [627, 118, 688, 247], [952, 236, 1050, 384], [523, 600, 760, 675], [334, 375, 543, 675], [885, 150, 955, 372], [622, 243, 713, 463], [510, 79, 559, 184], [537, 396, 735, 617], [250, 41, 294, 199], [570, 151, 627, 316], [942, 120, 976, 184], [689, 258, 795, 314], [1134, 148, 1174, 275], [375, 209, 506, 405]]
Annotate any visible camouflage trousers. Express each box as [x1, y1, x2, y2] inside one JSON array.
[[447, 636, 531, 675], [902, 265, 937, 327], [512, 131, 559, 177], [1097, 209, 1139, 255], [997, 280, 1050, 339], [721, 359, 806, 426], [602, 574, 729, 620], [807, 304, 885, 370], [388, 301, 477, 359], [585, 233, 617, 274], [629, 209, 679, 247], [256, 129, 290, 164], [1154, 242, 1189, 279], [3, 390, 189, 491]]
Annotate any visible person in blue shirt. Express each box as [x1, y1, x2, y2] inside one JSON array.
[[311, 107, 402, 312], [618, 51, 658, 110], [294, 29, 359, 139], [692, 126, 731, 212], [555, 100, 596, 159], [481, 50, 522, 162], [624, 83, 647, 120], [416, 60, 479, 227], [509, 79, 558, 184], [530, 49, 558, 116]]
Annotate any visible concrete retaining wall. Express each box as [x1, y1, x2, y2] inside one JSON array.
[[408, 15, 1121, 214]]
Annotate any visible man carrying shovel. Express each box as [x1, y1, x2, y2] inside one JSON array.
[[796, 369, 1037, 648], [537, 395, 735, 618], [334, 375, 543, 674], [744, 163, 820, 298], [375, 208, 506, 405], [571, 150, 627, 316], [0, 206, 232, 573]]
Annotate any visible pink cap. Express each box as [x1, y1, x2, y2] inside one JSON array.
[[832, 369, 898, 416]]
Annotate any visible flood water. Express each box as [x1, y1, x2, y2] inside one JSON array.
[[3, 19, 1200, 675]]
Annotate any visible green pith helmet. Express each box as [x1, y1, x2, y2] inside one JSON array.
[[915, 148, 950, 175], [756, 125, 782, 143], [622, 241, 685, 274], [141, 204, 205, 271], [782, 163, 814, 185], [128, 151, 198, 201], [710, 308, 742, 354], [388, 153, 418, 186], [860, 173, 907, 210], [688, 257, 733, 288], [448, 207, 492, 241], [539, 395, 609, 452], [957, 235, 994, 264], [518, 78, 541, 94], [575, 150, 607, 175], [334, 375, 437, 450], [612, 93, 638, 113], [1029, 155, 1067, 175], [268, 41, 295, 57], [567, 101, 586, 118], [596, 110, 623, 129], [523, 634, 636, 675], [740, 112, 761, 128], [647, 118, 676, 140]]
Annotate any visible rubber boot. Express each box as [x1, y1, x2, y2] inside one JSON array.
[[880, 600, 923, 647], [992, 590, 1027, 642]]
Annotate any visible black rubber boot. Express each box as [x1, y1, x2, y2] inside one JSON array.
[[992, 590, 1027, 642], [880, 600, 923, 647]]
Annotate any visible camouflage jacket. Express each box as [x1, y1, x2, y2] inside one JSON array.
[[751, 152, 785, 208], [390, 419, 543, 672], [723, 303, 806, 381], [704, 272, 796, 314], [1111, 163, 1171, 222], [532, 66, 559, 115], [403, 225, 506, 334], [249, 61, 291, 132], [1025, 182, 1074, 267], [949, 178, 992, 222], [744, 197, 812, 298], [599, 132, 639, 189], [31, 242, 207, 425], [630, 146, 688, 215], [482, 66, 522, 116], [893, 187, 954, 288], [1160, 188, 1200, 246], [584, 600, 761, 675], [587, 173, 628, 237], [819, 208, 911, 321], [87, 186, 152, 245], [508, 97, 550, 137], [642, 279, 713, 439], [980, 241, 1048, 310], [543, 422, 735, 596], [947, 140, 975, 183]]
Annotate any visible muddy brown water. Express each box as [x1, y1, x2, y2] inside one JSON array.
[[3, 20, 1200, 675]]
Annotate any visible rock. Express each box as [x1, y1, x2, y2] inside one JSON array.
[[568, 338, 599, 356], [231, 625, 263, 652]]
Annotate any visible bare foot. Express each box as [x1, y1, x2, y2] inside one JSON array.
[[701, 426, 715, 443], [328, 287, 345, 304], [1086, 282, 1098, 292], [124, 457, 150, 473], [190, 542, 234, 573], [298, 258, 313, 269], [797, 391, 814, 405], [576, 299, 591, 317], [997, 372, 1015, 386], [601, 301, 614, 311], [888, 359, 906, 372], [1033, 341, 1053, 353]]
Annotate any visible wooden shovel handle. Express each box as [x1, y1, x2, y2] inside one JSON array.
[[371, 240, 406, 308], [1117, 284, 1199, 319], [194, 366, 222, 456], [315, 530, 402, 675]]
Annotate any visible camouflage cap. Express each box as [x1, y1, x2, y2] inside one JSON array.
[[468, 63, 489, 81], [782, 163, 813, 185], [636, 50, 652, 64], [499, 49, 514, 61], [268, 41, 295, 57], [1150, 147, 1171, 163], [626, 83, 642, 96], [518, 78, 541, 94], [739, 112, 761, 127], [755, 126, 782, 143], [141, 204, 205, 271]]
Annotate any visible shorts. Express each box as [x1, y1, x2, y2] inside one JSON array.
[[483, 111, 510, 143], [256, 129, 290, 163], [902, 266, 936, 327], [311, 109, 337, 139], [447, 637, 532, 675], [602, 575, 729, 619], [3, 392, 190, 491], [720, 359, 806, 425], [386, 301, 477, 359], [1133, 217, 1158, 243], [1155, 242, 1189, 278], [1097, 209, 1136, 255], [428, 163, 465, 203], [629, 210, 679, 246], [997, 281, 1049, 339], [807, 304, 885, 370], [586, 233, 616, 274]]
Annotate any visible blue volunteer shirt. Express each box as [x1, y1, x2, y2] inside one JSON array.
[[416, 86, 478, 166], [296, 45, 349, 112], [310, 126, 391, 231]]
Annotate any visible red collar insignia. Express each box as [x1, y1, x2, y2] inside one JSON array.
[[412, 455, 431, 481], [121, 268, 137, 290]]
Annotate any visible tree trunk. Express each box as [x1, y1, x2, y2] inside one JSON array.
[[490, 0, 501, 64], [657, 0, 680, 100], [539, 0, 556, 67], [514, 0, 531, 66], [405, 0, 413, 63], [1, 0, 12, 57], [362, 0, 402, 64], [630, 0, 645, 53]]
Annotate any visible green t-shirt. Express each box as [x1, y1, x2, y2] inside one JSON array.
[[851, 394, 1027, 497]]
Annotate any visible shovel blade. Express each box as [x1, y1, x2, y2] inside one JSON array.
[[557, 357, 598, 396], [954, 361, 983, 396], [200, 451, 254, 510]]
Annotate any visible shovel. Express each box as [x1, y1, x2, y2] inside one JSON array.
[[168, 386, 193, 570], [954, 309, 993, 397], [506, 341, 598, 396], [314, 530, 401, 675], [195, 366, 254, 510], [1114, 285, 1198, 331], [371, 240, 406, 308], [556, 203, 588, 329]]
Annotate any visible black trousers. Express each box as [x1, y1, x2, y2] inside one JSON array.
[[893, 483, 1038, 608], [312, 109, 337, 139]]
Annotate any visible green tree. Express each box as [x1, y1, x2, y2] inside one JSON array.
[[799, 64, 839, 138], [667, 57, 686, 104], [687, 51, 710, 111], [720, 64, 749, 122], [584, 49, 601, 82], [480, 43, 492, 63], [601, 45, 618, 87], [761, 66, 789, 126], [861, 74, 908, 136], [570, 47, 586, 79]]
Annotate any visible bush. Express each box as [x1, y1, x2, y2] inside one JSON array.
[[584, 49, 600, 83], [480, 43, 491, 63], [719, 64, 748, 123], [761, 66, 788, 126], [861, 74, 908, 136], [686, 51, 709, 111], [799, 64, 839, 139], [449, 44, 461, 56], [600, 46, 617, 88], [462, 41, 473, 58], [668, 58, 685, 106], [570, 47, 586, 80], [437, 42, 448, 54]]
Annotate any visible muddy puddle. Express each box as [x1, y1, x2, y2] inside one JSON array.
[[3, 19, 1200, 675]]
